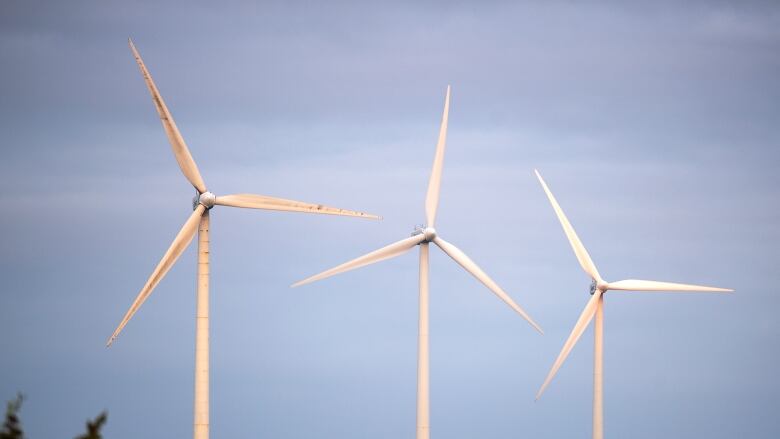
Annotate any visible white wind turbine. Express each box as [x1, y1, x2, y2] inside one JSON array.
[[292, 86, 543, 439], [107, 39, 380, 439], [533, 169, 732, 439]]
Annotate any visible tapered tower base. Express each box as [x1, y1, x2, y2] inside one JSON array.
[[194, 211, 210, 439], [593, 294, 603, 439], [417, 243, 430, 439]]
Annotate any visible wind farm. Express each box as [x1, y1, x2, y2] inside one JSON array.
[[4, 3, 769, 437], [101, 52, 733, 439]]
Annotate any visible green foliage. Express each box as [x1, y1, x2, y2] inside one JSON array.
[[1, 393, 24, 439], [1, 394, 107, 439], [74, 412, 107, 439]]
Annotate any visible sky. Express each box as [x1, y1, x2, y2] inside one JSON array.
[[0, 0, 778, 437]]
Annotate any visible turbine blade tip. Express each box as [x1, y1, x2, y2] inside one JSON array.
[[525, 318, 544, 335]]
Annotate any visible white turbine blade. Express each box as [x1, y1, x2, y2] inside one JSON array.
[[107, 205, 205, 346], [534, 169, 601, 281], [536, 290, 602, 400], [215, 193, 381, 219], [607, 279, 733, 292], [424, 85, 451, 227], [128, 38, 207, 193], [292, 234, 426, 288], [432, 236, 543, 334]]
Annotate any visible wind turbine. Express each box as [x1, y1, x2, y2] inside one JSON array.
[[107, 39, 380, 439], [292, 86, 543, 439], [533, 169, 732, 439]]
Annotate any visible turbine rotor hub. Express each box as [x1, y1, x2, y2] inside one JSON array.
[[193, 191, 216, 210], [589, 279, 608, 295]]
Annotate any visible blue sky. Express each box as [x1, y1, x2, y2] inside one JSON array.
[[1, 1, 778, 437]]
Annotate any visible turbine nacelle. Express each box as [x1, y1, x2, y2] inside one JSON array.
[[411, 225, 437, 242], [193, 191, 216, 210]]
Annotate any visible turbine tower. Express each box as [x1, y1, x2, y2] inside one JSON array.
[[107, 39, 380, 439], [533, 169, 732, 439], [292, 87, 543, 439]]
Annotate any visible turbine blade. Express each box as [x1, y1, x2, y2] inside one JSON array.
[[128, 38, 207, 193], [107, 205, 205, 346], [215, 193, 381, 219], [424, 86, 451, 227], [536, 290, 602, 400], [292, 234, 426, 287], [534, 169, 601, 281], [607, 279, 733, 292], [432, 236, 543, 334]]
